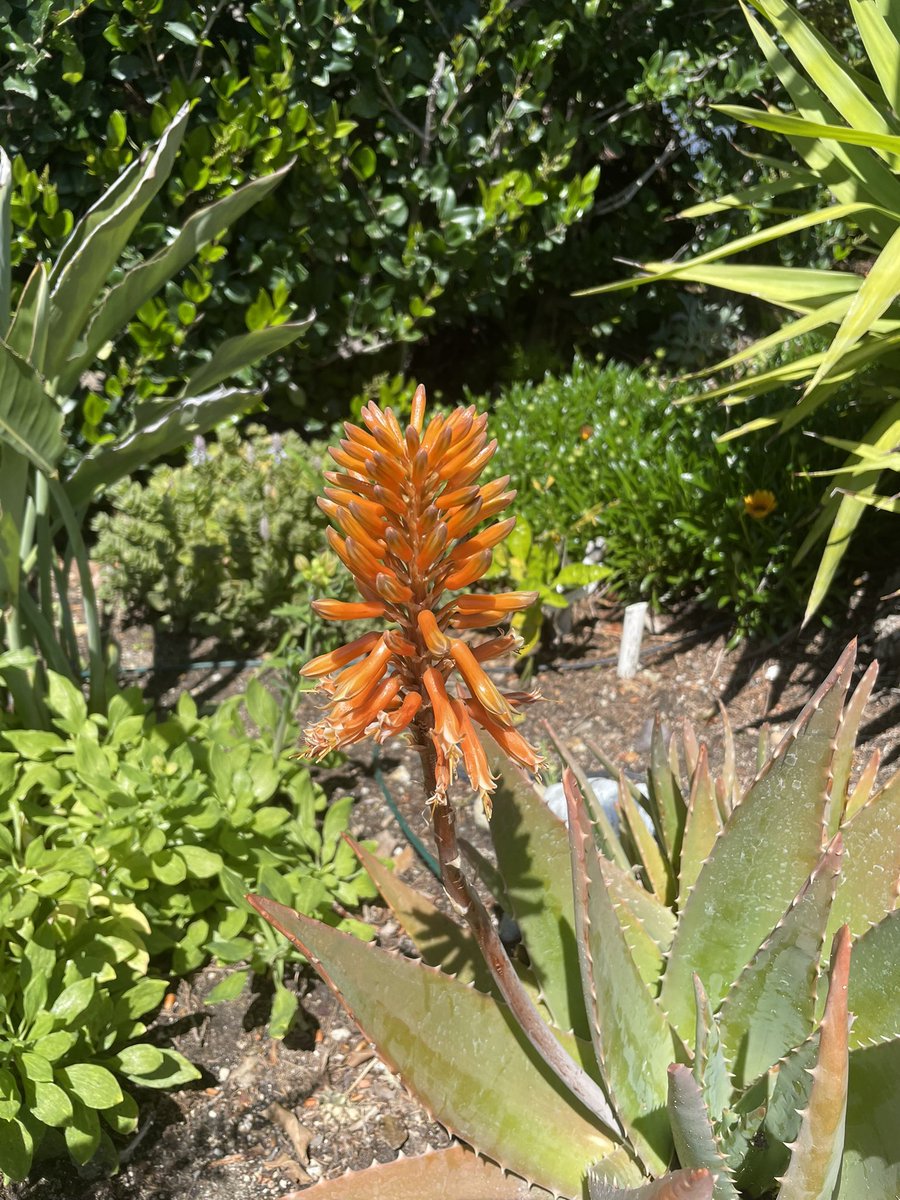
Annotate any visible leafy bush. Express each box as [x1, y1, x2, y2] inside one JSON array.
[[481, 356, 877, 636], [0, 655, 375, 1179], [92, 425, 354, 646]]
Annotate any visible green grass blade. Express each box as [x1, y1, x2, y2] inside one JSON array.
[[776, 927, 850, 1200], [678, 746, 721, 905], [717, 837, 843, 1088], [660, 647, 854, 1040], [566, 771, 677, 1177], [847, 911, 900, 1048], [667, 1065, 739, 1200], [248, 897, 640, 1197]]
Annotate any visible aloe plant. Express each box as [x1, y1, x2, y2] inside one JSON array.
[[253, 641, 899, 1198]]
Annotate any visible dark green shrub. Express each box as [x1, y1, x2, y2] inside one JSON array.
[[92, 424, 351, 645], [481, 356, 878, 636]]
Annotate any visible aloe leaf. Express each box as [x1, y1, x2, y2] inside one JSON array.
[[647, 717, 686, 863], [666, 1065, 739, 1200], [838, 1037, 900, 1199], [846, 910, 900, 1048], [588, 1165, 714, 1200], [661, 646, 854, 1041], [297, 1142, 552, 1198], [735, 1038, 817, 1194], [616, 773, 672, 903], [347, 838, 493, 992], [718, 837, 843, 1089], [63, 385, 260, 507], [678, 746, 721, 905], [828, 770, 900, 940], [828, 660, 878, 831], [777, 927, 851, 1200], [843, 747, 881, 820], [46, 107, 189, 376], [600, 858, 668, 993], [543, 721, 631, 871], [566, 772, 676, 1176], [0, 340, 64, 472], [597, 854, 677, 955], [488, 754, 590, 1040], [458, 836, 510, 908], [717, 702, 737, 820], [249, 897, 639, 1196], [57, 164, 296, 392], [691, 976, 731, 1124]]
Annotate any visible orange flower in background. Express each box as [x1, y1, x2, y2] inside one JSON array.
[[301, 385, 544, 811], [743, 489, 777, 519]]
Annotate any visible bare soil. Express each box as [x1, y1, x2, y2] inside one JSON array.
[[13, 593, 899, 1200]]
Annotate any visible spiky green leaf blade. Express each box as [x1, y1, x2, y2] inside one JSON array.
[[678, 171, 818, 218], [488, 754, 590, 1040], [0, 148, 10, 324], [295, 1143, 551, 1198], [249, 897, 640, 1196], [714, 106, 900, 156], [847, 910, 900, 1048], [828, 771, 900, 940], [6, 264, 50, 369], [647, 716, 686, 861], [691, 976, 731, 1124], [837, 1037, 900, 1199], [617, 772, 672, 903], [666, 1065, 739, 1200], [543, 722, 631, 872], [348, 838, 493, 991], [678, 746, 721, 905], [660, 647, 854, 1041], [0, 340, 64, 472], [597, 854, 677, 955], [735, 1039, 817, 1195], [777, 926, 851, 1200], [843, 747, 880, 820], [828, 660, 878, 832], [566, 771, 676, 1176], [588, 1166, 715, 1200], [599, 857, 668, 992], [717, 837, 843, 1089]]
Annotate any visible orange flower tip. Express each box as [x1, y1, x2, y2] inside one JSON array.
[[410, 384, 426, 433], [417, 609, 451, 656], [384, 631, 418, 656], [456, 590, 538, 614], [375, 572, 414, 603], [444, 549, 493, 591], [311, 599, 388, 621]]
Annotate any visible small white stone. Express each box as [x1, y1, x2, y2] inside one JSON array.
[[331, 1027, 352, 1041], [218, 1066, 230, 1082]]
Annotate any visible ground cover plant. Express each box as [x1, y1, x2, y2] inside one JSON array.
[[251, 388, 900, 1198], [589, 0, 900, 623], [0, 657, 375, 1181]]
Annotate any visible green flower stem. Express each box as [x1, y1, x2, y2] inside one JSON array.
[[415, 722, 623, 1139]]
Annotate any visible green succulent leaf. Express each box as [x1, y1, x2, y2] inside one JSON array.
[[617, 773, 672, 904], [846, 909, 900, 1048], [828, 661, 878, 833], [588, 1164, 715, 1199], [661, 646, 853, 1040], [666, 1065, 739, 1200], [677, 746, 721, 905], [249, 896, 641, 1197], [829, 770, 900, 940], [647, 717, 687, 862], [838, 1037, 900, 1199], [691, 976, 731, 1124]]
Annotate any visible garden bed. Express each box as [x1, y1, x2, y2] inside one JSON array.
[[14, 595, 898, 1200]]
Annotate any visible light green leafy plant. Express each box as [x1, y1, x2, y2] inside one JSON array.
[[252, 643, 899, 1198], [0, 111, 309, 720], [585, 0, 900, 623]]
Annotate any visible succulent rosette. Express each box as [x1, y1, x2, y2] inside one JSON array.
[[300, 385, 543, 809]]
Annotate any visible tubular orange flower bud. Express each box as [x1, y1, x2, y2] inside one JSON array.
[[449, 517, 517, 563], [449, 639, 513, 722], [410, 384, 426, 434], [449, 695, 496, 814], [434, 484, 480, 511], [312, 599, 387, 620], [456, 591, 539, 613], [384, 630, 418, 656], [466, 696, 546, 775], [373, 690, 422, 741], [417, 609, 451, 656], [443, 499, 483, 541], [423, 667, 462, 746], [449, 610, 511, 629], [375, 572, 414, 603], [470, 632, 524, 661], [331, 637, 392, 703], [443, 550, 493, 591], [300, 631, 382, 678]]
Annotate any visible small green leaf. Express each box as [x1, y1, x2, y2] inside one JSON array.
[[50, 975, 96, 1023], [57, 1063, 123, 1110], [0, 1069, 21, 1120], [269, 981, 299, 1039], [176, 844, 224, 878], [28, 1079, 74, 1127], [64, 1097, 101, 1165], [0, 1118, 33, 1181], [110, 1044, 164, 1077], [205, 969, 250, 1004]]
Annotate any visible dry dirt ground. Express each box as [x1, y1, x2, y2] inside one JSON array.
[[12, 595, 899, 1200]]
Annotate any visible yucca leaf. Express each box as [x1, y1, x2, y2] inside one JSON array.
[[851, 0, 900, 113], [776, 926, 850, 1200], [347, 838, 492, 991], [248, 897, 639, 1197], [660, 647, 853, 1040], [617, 772, 672, 904], [715, 105, 900, 157], [588, 1166, 714, 1200], [846, 910, 900, 1048], [488, 754, 590, 1040], [717, 837, 843, 1089], [678, 746, 721, 905], [837, 1037, 900, 1199], [666, 1065, 739, 1200], [0, 340, 64, 473], [678, 172, 818, 218], [691, 976, 731, 1123], [296, 1142, 552, 1198], [566, 772, 676, 1176], [829, 770, 900, 940]]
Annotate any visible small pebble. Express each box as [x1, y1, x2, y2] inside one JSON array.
[[331, 1027, 352, 1041]]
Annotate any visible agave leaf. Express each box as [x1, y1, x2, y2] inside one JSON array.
[[597, 854, 677, 955], [828, 770, 900, 940], [347, 838, 493, 992], [828, 660, 878, 832], [566, 772, 676, 1177], [846, 909, 900, 1048], [666, 1065, 739, 1200], [617, 772, 672, 904], [776, 926, 850, 1200], [843, 747, 881, 821], [296, 1142, 551, 1198], [717, 702, 737, 820], [692, 976, 731, 1124], [837, 1037, 900, 1199], [734, 1038, 818, 1195], [717, 837, 843, 1089], [599, 858, 668, 993], [678, 746, 721, 905], [588, 1166, 715, 1200], [646, 716, 686, 861], [661, 646, 854, 1041], [543, 722, 630, 871], [248, 897, 640, 1196]]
